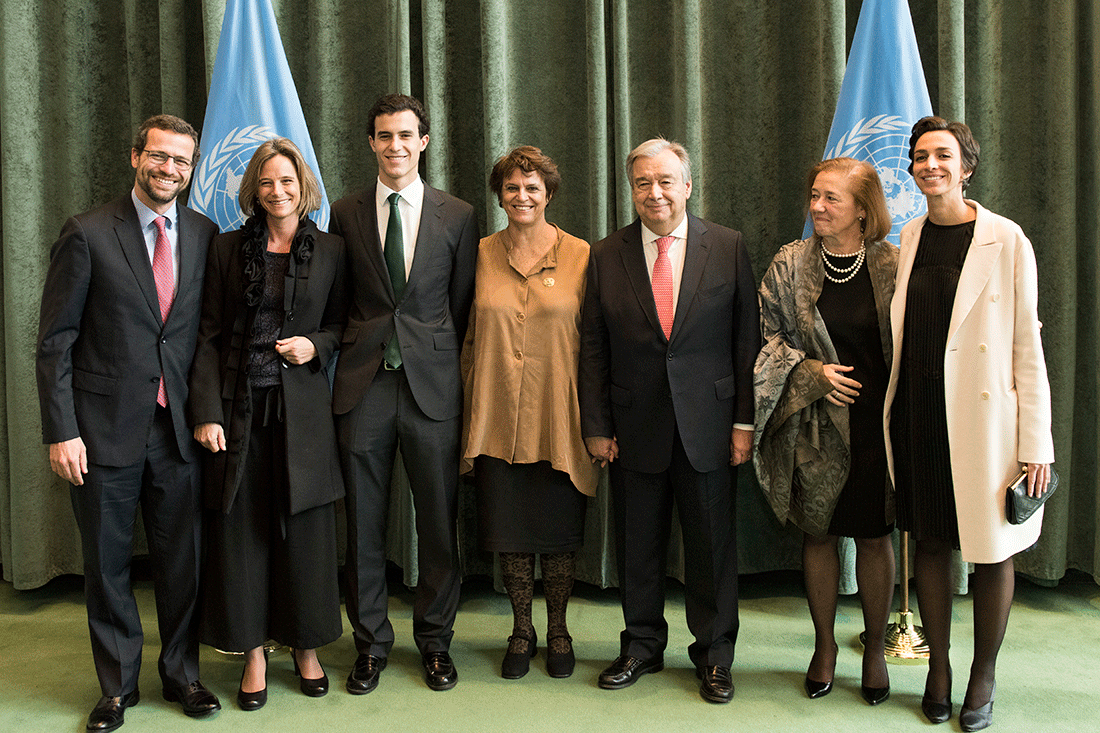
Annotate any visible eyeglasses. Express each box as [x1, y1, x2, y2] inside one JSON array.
[[142, 150, 194, 172]]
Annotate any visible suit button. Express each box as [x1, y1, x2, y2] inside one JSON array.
[[514, 351, 523, 360], [981, 391, 990, 400], [667, 352, 674, 360], [517, 312, 526, 322], [979, 343, 987, 352], [282, 361, 289, 368], [992, 293, 1000, 302], [150, 377, 158, 383], [161, 338, 167, 344], [394, 308, 401, 316]]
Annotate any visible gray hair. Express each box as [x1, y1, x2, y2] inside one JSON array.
[[625, 137, 692, 184]]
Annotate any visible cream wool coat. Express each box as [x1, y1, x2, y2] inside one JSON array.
[[883, 201, 1054, 564]]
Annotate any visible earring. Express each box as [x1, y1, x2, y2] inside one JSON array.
[[859, 216, 866, 234]]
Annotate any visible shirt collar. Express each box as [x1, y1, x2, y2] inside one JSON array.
[[641, 216, 688, 246], [131, 188, 177, 231], [376, 176, 425, 209]]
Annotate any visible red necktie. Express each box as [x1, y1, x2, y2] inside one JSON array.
[[653, 235, 674, 339], [152, 216, 175, 407]]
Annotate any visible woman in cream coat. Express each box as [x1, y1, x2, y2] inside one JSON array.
[[884, 117, 1053, 731]]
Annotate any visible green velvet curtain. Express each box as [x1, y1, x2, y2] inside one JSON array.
[[2, 0, 1097, 590]]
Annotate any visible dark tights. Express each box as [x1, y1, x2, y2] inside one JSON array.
[[499, 551, 576, 655], [803, 533, 895, 687], [914, 537, 1012, 708]]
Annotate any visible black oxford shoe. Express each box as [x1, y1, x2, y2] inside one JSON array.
[[422, 651, 458, 691], [87, 690, 139, 732], [697, 665, 735, 704], [597, 655, 664, 690], [162, 680, 221, 717], [347, 654, 387, 694]]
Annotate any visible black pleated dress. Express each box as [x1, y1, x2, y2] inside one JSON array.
[[891, 221, 975, 547]]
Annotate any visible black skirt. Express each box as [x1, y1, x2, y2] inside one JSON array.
[[199, 386, 343, 651], [474, 455, 588, 554]]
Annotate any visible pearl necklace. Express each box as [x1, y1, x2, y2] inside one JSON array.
[[820, 241, 866, 284]]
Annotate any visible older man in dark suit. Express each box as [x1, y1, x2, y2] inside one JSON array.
[[331, 94, 478, 694], [579, 138, 760, 704], [36, 115, 221, 731]]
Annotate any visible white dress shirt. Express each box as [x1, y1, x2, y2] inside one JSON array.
[[376, 176, 425, 279], [131, 188, 180, 289]]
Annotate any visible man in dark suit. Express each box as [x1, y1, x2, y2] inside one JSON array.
[[331, 94, 478, 694], [579, 138, 760, 704], [36, 115, 221, 731]]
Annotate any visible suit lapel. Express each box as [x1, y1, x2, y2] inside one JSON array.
[[407, 185, 443, 289], [114, 198, 162, 322], [174, 206, 201, 318], [670, 214, 710, 341], [618, 221, 665, 339], [947, 207, 1002, 346], [355, 185, 394, 302]]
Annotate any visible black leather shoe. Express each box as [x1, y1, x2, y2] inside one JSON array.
[[87, 690, 139, 732], [697, 665, 734, 704], [347, 654, 387, 695], [422, 651, 458, 691], [861, 684, 890, 706], [804, 676, 833, 699], [236, 678, 267, 712], [960, 683, 995, 732], [162, 680, 221, 717], [501, 630, 537, 680], [597, 655, 664, 690], [922, 693, 952, 724], [292, 650, 329, 697], [546, 634, 575, 679]]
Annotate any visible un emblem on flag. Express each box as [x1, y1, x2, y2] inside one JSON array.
[[191, 125, 276, 231], [826, 115, 925, 246]]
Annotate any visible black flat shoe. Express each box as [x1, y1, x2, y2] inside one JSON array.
[[162, 680, 220, 717], [347, 654, 387, 695], [597, 655, 664, 689], [292, 649, 329, 697], [861, 684, 890, 705], [501, 630, 537, 679], [423, 651, 458, 691], [960, 682, 996, 731], [87, 690, 139, 732], [697, 665, 734, 704], [546, 634, 575, 678], [922, 693, 952, 724], [804, 676, 833, 699]]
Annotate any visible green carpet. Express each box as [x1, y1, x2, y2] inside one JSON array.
[[2, 570, 1098, 732]]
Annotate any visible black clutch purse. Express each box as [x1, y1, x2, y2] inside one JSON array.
[[1005, 467, 1059, 525]]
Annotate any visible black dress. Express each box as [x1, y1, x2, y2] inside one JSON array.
[[891, 221, 975, 546], [816, 251, 893, 538]]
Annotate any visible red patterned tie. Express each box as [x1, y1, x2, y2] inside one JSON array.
[[152, 216, 175, 407], [652, 235, 674, 339]]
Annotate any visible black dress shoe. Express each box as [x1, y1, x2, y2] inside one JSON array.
[[546, 634, 575, 679], [597, 655, 664, 690], [347, 654, 387, 695], [501, 630, 537, 680], [804, 676, 833, 699], [922, 693, 952, 724], [861, 684, 890, 706], [87, 690, 139, 732], [422, 651, 458, 691], [960, 683, 995, 732], [697, 665, 734, 704], [162, 680, 221, 717], [292, 650, 329, 697]]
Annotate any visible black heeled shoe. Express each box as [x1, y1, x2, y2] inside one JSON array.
[[292, 649, 329, 697], [861, 684, 890, 705], [960, 682, 995, 731], [237, 652, 268, 711], [922, 694, 952, 724], [546, 634, 575, 678], [501, 630, 537, 679], [804, 676, 833, 699]]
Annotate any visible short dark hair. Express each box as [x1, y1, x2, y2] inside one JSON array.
[[907, 115, 980, 190], [238, 137, 323, 219], [805, 157, 892, 243], [488, 146, 561, 205], [368, 94, 429, 139], [132, 114, 201, 166]]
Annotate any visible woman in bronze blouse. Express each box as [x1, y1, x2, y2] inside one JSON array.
[[461, 146, 597, 680]]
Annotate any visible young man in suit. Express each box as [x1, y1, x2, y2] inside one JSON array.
[[579, 138, 760, 704], [331, 94, 478, 694], [36, 115, 221, 731]]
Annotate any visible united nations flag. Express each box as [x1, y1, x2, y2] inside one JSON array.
[[190, 0, 329, 231], [805, 0, 933, 246]]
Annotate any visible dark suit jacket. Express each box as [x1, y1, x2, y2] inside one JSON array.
[[328, 182, 478, 420], [37, 193, 217, 466], [579, 214, 760, 474], [186, 219, 347, 516]]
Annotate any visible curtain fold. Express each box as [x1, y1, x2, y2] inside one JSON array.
[[2, 0, 1096, 590]]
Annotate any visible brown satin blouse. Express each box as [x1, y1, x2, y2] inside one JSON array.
[[460, 225, 598, 496]]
